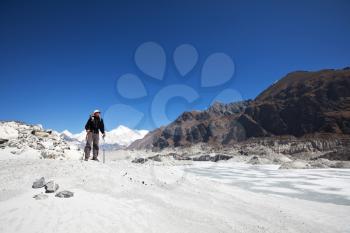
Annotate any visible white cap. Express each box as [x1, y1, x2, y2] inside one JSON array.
[[93, 109, 101, 114]]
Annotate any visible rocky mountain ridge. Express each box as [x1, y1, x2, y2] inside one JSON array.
[[130, 67, 350, 150]]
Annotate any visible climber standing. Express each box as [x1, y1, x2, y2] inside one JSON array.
[[84, 109, 105, 161]]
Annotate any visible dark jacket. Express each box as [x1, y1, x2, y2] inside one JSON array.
[[85, 116, 105, 134]]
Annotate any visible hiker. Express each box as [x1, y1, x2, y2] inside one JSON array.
[[84, 109, 105, 161]]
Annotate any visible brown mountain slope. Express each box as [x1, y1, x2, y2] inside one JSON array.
[[130, 67, 350, 149], [248, 68, 350, 136]]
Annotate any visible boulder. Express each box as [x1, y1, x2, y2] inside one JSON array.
[[33, 193, 48, 200], [45, 181, 59, 193], [192, 155, 211, 161], [55, 190, 74, 198], [131, 158, 148, 164], [32, 177, 46, 189], [32, 130, 51, 138], [0, 139, 9, 145], [210, 154, 232, 162], [172, 154, 191, 160]]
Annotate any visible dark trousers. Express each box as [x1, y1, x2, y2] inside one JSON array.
[[84, 132, 99, 159]]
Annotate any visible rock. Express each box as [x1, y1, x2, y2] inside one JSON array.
[[249, 156, 263, 165], [55, 190, 74, 198], [41, 150, 64, 159], [248, 155, 272, 165], [32, 130, 51, 137], [238, 150, 248, 156], [0, 139, 9, 145], [0, 121, 81, 160], [172, 154, 191, 160], [306, 158, 335, 168], [272, 155, 292, 163], [236, 114, 269, 138], [131, 158, 148, 164], [32, 177, 46, 188], [192, 154, 211, 161], [330, 161, 350, 168], [45, 181, 59, 193], [192, 154, 232, 162], [279, 160, 311, 169], [319, 149, 350, 161], [210, 154, 232, 162], [33, 193, 48, 200], [148, 155, 162, 162], [0, 139, 8, 149]]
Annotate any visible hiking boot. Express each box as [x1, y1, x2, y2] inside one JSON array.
[[84, 158, 89, 161], [92, 157, 99, 162]]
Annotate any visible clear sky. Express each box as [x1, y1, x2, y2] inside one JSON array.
[[0, 0, 349, 133]]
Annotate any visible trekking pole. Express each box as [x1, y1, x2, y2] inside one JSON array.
[[82, 132, 88, 161], [102, 136, 106, 164]]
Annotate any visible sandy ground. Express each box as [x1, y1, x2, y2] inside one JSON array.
[[0, 150, 349, 233]]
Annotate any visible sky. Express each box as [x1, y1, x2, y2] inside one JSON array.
[[0, 0, 349, 133]]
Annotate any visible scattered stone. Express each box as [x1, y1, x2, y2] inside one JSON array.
[[33, 193, 48, 200], [41, 150, 64, 159], [55, 190, 74, 198], [45, 181, 59, 193], [32, 177, 46, 188], [132, 158, 148, 164]]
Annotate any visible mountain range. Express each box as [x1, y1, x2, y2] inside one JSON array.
[[62, 125, 148, 149], [130, 67, 350, 150]]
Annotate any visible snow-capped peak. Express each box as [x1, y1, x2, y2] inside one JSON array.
[[61, 130, 73, 137], [61, 125, 148, 147]]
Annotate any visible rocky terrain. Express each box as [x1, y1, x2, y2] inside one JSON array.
[[130, 68, 350, 155], [0, 121, 82, 159], [129, 137, 350, 169]]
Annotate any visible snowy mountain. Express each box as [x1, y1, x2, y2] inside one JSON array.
[[61, 125, 148, 148]]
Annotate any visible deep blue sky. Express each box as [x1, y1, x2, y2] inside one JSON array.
[[0, 0, 349, 133]]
